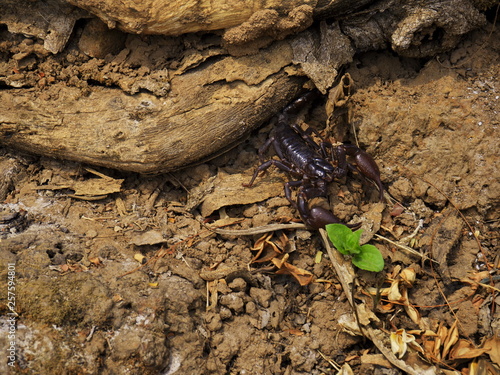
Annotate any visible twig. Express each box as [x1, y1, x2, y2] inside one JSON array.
[[373, 234, 438, 264], [212, 222, 307, 236]]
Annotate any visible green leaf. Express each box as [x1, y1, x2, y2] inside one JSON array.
[[325, 224, 352, 255], [351, 244, 385, 272], [345, 229, 363, 255]]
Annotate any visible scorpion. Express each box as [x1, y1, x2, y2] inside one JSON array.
[[243, 91, 384, 229]]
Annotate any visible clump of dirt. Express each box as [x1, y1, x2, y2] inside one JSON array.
[[1, 24, 499, 375]]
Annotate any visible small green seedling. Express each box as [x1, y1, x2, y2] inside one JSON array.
[[325, 223, 384, 272]]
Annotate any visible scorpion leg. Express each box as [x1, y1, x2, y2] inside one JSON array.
[[284, 180, 303, 207], [342, 144, 385, 201], [257, 136, 275, 162], [243, 159, 297, 188]]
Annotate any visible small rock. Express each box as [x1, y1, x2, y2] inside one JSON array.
[[249, 287, 273, 308], [130, 230, 166, 246], [86, 229, 98, 238], [205, 313, 223, 331], [219, 292, 245, 313], [228, 277, 247, 292]]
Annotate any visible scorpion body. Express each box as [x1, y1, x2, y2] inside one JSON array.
[[244, 91, 384, 229]]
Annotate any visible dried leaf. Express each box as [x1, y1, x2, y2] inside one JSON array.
[[252, 233, 271, 251], [449, 339, 489, 360], [88, 256, 102, 266], [388, 280, 403, 301], [338, 313, 362, 336], [285, 329, 304, 336], [400, 267, 416, 286], [130, 230, 166, 246], [360, 353, 392, 368], [336, 363, 354, 375], [355, 302, 380, 325], [442, 320, 459, 359], [401, 289, 421, 325], [390, 329, 415, 359], [366, 286, 390, 296], [435, 324, 448, 360], [35, 168, 123, 198], [468, 358, 498, 375], [134, 253, 147, 264], [250, 233, 283, 263], [482, 336, 500, 365], [271, 254, 289, 269], [390, 264, 402, 278], [422, 335, 437, 359], [274, 260, 314, 286]]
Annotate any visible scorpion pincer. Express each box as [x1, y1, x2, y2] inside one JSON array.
[[243, 91, 384, 230]]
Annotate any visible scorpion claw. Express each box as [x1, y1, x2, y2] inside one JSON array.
[[343, 145, 385, 201], [297, 192, 359, 230]]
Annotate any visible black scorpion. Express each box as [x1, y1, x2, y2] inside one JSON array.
[[243, 91, 384, 229]]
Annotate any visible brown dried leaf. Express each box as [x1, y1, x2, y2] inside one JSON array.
[[284, 329, 304, 336], [387, 280, 403, 301], [422, 336, 437, 360], [482, 336, 500, 365], [390, 203, 405, 216], [433, 324, 447, 361], [400, 267, 416, 286], [449, 339, 489, 360], [251, 233, 283, 263], [88, 256, 103, 266], [274, 260, 314, 286], [271, 253, 289, 269], [442, 320, 459, 360], [401, 289, 421, 325], [360, 353, 392, 368]]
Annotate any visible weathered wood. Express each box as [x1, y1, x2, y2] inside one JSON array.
[[0, 41, 305, 173], [0, 0, 491, 173], [65, 0, 319, 35]]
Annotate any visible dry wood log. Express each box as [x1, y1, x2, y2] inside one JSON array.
[[64, 0, 319, 35], [0, 41, 305, 173], [0, 0, 492, 173]]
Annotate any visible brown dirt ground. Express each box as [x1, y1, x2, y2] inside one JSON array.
[[1, 23, 499, 375]]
